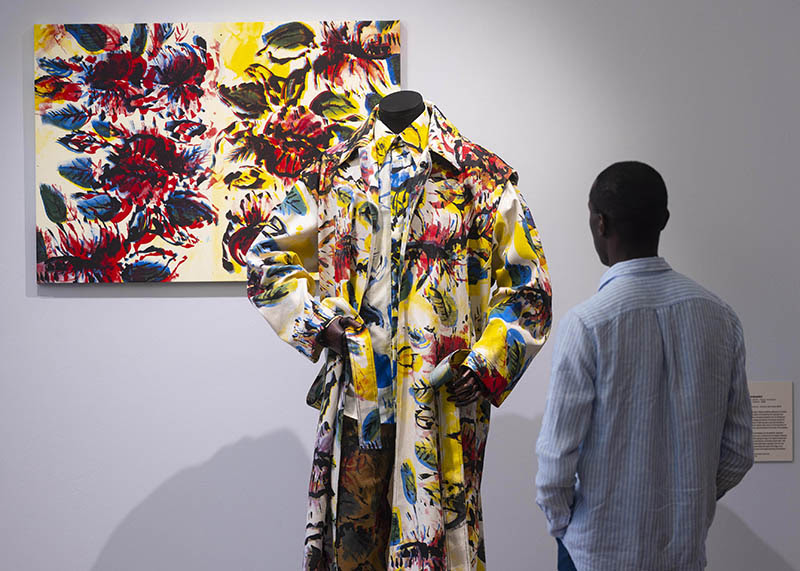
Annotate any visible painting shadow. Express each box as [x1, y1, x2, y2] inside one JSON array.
[[92, 429, 311, 571]]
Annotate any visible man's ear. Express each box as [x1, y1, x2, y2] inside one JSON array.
[[661, 209, 670, 230], [597, 211, 608, 237]]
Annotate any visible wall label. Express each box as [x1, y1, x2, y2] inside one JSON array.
[[749, 381, 793, 462]]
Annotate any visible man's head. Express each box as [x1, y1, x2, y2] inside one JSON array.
[[588, 161, 670, 266]]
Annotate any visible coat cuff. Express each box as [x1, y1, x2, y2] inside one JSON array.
[[430, 349, 471, 390], [293, 299, 338, 362], [463, 350, 508, 406]]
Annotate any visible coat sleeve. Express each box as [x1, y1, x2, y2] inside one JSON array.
[[245, 173, 357, 363], [464, 179, 553, 406]]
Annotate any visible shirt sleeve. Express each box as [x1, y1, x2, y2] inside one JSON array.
[[463, 179, 553, 406], [245, 174, 356, 362], [716, 321, 754, 499], [535, 310, 595, 538]]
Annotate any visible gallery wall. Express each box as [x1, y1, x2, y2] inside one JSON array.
[[2, 0, 798, 569]]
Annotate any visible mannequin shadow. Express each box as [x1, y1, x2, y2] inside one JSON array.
[[91, 429, 311, 571]]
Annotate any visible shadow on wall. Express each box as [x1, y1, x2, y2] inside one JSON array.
[[481, 413, 796, 571], [481, 413, 556, 569], [92, 430, 310, 571], [89, 416, 796, 570], [707, 505, 797, 571]]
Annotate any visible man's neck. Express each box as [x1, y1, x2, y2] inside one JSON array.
[[605, 242, 659, 267]]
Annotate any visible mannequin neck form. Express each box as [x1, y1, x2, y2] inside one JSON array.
[[378, 90, 425, 134]]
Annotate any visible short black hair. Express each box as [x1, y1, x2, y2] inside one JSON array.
[[589, 161, 668, 241]]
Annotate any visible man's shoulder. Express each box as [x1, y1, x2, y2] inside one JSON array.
[[573, 268, 740, 329], [659, 269, 741, 321]]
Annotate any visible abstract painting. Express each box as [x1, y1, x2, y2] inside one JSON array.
[[34, 21, 401, 283]]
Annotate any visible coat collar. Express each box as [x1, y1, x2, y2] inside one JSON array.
[[333, 101, 462, 171]]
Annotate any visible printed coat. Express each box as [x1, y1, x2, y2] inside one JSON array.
[[246, 104, 552, 570]]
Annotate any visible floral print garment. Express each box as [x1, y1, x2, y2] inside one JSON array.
[[337, 113, 437, 430], [246, 103, 552, 570]]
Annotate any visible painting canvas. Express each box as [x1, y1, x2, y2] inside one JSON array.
[[34, 21, 401, 283]]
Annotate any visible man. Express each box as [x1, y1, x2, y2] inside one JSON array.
[[535, 161, 753, 570], [247, 100, 552, 570]]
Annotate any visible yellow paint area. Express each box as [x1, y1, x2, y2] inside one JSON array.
[[512, 222, 538, 261], [474, 320, 508, 375], [438, 396, 465, 509], [35, 24, 78, 54], [215, 22, 264, 78], [400, 121, 429, 152], [350, 328, 378, 402], [372, 135, 393, 164]]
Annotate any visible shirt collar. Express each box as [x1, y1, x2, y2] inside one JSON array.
[[598, 256, 671, 291], [334, 101, 462, 171]]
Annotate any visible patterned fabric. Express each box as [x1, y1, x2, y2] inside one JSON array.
[[335, 418, 395, 570], [342, 113, 431, 425], [536, 257, 754, 571], [247, 103, 552, 570]]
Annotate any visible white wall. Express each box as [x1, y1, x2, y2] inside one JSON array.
[[2, 0, 798, 569]]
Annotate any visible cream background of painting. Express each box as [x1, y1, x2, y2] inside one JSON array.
[[4, 0, 800, 570], [35, 21, 399, 282], [35, 23, 231, 281]]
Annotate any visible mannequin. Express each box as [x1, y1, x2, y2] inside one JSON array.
[[318, 89, 487, 406], [247, 97, 553, 569]]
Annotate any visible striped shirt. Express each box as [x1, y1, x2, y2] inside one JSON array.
[[536, 257, 753, 571]]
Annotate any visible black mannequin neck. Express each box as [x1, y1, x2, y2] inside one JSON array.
[[378, 90, 425, 134]]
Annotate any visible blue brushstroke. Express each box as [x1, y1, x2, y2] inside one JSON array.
[[75, 192, 120, 222], [43, 104, 89, 130], [375, 352, 392, 389], [122, 260, 171, 282], [58, 158, 97, 189], [37, 57, 73, 77]]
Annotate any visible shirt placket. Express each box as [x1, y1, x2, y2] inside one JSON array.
[[386, 140, 408, 408]]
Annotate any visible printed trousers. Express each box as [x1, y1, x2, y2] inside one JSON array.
[[335, 417, 396, 570]]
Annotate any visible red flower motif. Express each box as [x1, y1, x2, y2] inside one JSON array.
[[222, 187, 286, 269], [313, 22, 399, 91], [34, 76, 83, 102], [227, 106, 333, 179], [142, 43, 213, 114], [101, 131, 203, 207], [406, 221, 466, 283], [332, 233, 359, 282], [84, 52, 147, 116], [427, 333, 468, 366], [37, 223, 187, 283], [38, 223, 128, 283]]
